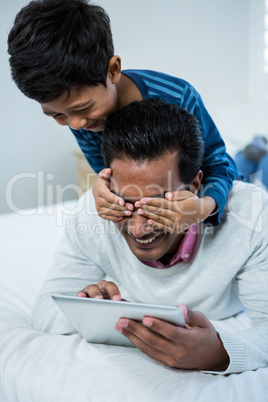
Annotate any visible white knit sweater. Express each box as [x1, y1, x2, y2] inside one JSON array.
[[31, 181, 268, 375]]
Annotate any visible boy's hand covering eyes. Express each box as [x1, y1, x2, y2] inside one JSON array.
[[93, 169, 216, 231], [134, 192, 216, 233], [92, 168, 134, 221]]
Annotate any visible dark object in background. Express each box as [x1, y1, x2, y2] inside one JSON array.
[[243, 135, 268, 163]]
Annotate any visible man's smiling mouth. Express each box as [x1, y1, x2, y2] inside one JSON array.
[[130, 233, 165, 249], [135, 237, 156, 244]]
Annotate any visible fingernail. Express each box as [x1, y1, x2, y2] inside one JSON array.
[[165, 192, 173, 199], [138, 209, 144, 215], [143, 317, 153, 327], [179, 304, 187, 319], [115, 325, 122, 333], [118, 319, 128, 328], [94, 295, 103, 299], [127, 205, 134, 210], [77, 292, 86, 297], [125, 210, 131, 215], [119, 200, 124, 206], [112, 295, 121, 301]]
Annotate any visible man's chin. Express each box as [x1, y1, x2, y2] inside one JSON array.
[[128, 245, 166, 262]]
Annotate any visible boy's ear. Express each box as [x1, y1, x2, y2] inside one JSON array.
[[108, 56, 121, 84], [191, 170, 203, 194]]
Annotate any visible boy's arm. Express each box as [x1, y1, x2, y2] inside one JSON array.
[[69, 127, 105, 174], [182, 87, 238, 225]]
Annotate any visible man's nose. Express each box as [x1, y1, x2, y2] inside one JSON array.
[[68, 116, 87, 130], [127, 213, 153, 238]]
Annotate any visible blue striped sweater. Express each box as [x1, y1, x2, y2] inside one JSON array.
[[70, 70, 238, 225]]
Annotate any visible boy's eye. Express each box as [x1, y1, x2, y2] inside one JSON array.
[[52, 106, 90, 118], [77, 107, 89, 113]]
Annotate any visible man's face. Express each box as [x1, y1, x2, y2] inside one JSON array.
[[40, 77, 118, 132], [110, 152, 198, 263]]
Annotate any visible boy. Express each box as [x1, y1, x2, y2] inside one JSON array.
[[7, 0, 238, 229]]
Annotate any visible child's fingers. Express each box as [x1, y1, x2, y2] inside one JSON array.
[[146, 219, 176, 233], [136, 206, 174, 226], [138, 206, 184, 226], [147, 219, 188, 234], [95, 168, 126, 207], [135, 192, 196, 207], [98, 168, 112, 181], [135, 198, 168, 209], [140, 203, 196, 218], [138, 204, 174, 217], [165, 190, 196, 201], [98, 214, 125, 222], [98, 199, 129, 213], [99, 198, 134, 212], [99, 207, 132, 218], [98, 189, 126, 207]]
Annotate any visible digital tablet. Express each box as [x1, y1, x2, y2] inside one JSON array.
[[52, 295, 185, 347]]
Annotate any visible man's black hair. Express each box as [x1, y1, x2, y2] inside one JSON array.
[[7, 0, 114, 103], [102, 99, 204, 184]]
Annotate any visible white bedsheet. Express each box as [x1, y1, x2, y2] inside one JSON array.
[[1, 197, 268, 402]]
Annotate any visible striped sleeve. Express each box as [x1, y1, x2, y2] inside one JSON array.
[[181, 85, 238, 225], [69, 128, 105, 174]]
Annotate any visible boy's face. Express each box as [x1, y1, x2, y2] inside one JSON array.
[[110, 152, 200, 263], [40, 77, 119, 132]]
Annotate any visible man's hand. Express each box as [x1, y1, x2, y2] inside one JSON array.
[[115, 306, 229, 372], [135, 192, 217, 233], [92, 168, 134, 221], [76, 280, 122, 301]]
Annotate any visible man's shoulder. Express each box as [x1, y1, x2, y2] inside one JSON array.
[[224, 180, 268, 231], [228, 180, 268, 206], [77, 187, 97, 213], [65, 188, 125, 246], [68, 188, 102, 225]]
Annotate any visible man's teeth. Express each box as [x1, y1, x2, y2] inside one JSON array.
[[135, 237, 156, 244]]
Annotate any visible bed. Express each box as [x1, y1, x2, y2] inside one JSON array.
[[1, 143, 268, 402]]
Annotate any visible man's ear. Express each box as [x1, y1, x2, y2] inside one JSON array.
[[108, 56, 121, 84], [191, 170, 203, 194]]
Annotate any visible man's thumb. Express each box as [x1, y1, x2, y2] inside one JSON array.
[[179, 304, 207, 328]]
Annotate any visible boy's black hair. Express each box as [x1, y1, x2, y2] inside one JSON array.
[[102, 99, 204, 184], [7, 0, 114, 103]]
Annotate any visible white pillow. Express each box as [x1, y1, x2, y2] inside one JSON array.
[[0, 201, 77, 320]]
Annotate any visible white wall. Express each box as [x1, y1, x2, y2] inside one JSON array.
[[105, 0, 268, 144], [1, 0, 267, 214], [0, 0, 79, 214]]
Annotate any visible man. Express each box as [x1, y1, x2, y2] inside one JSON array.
[[32, 99, 268, 375]]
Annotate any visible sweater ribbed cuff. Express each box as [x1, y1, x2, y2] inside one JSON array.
[[57, 314, 77, 335], [201, 330, 246, 375]]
